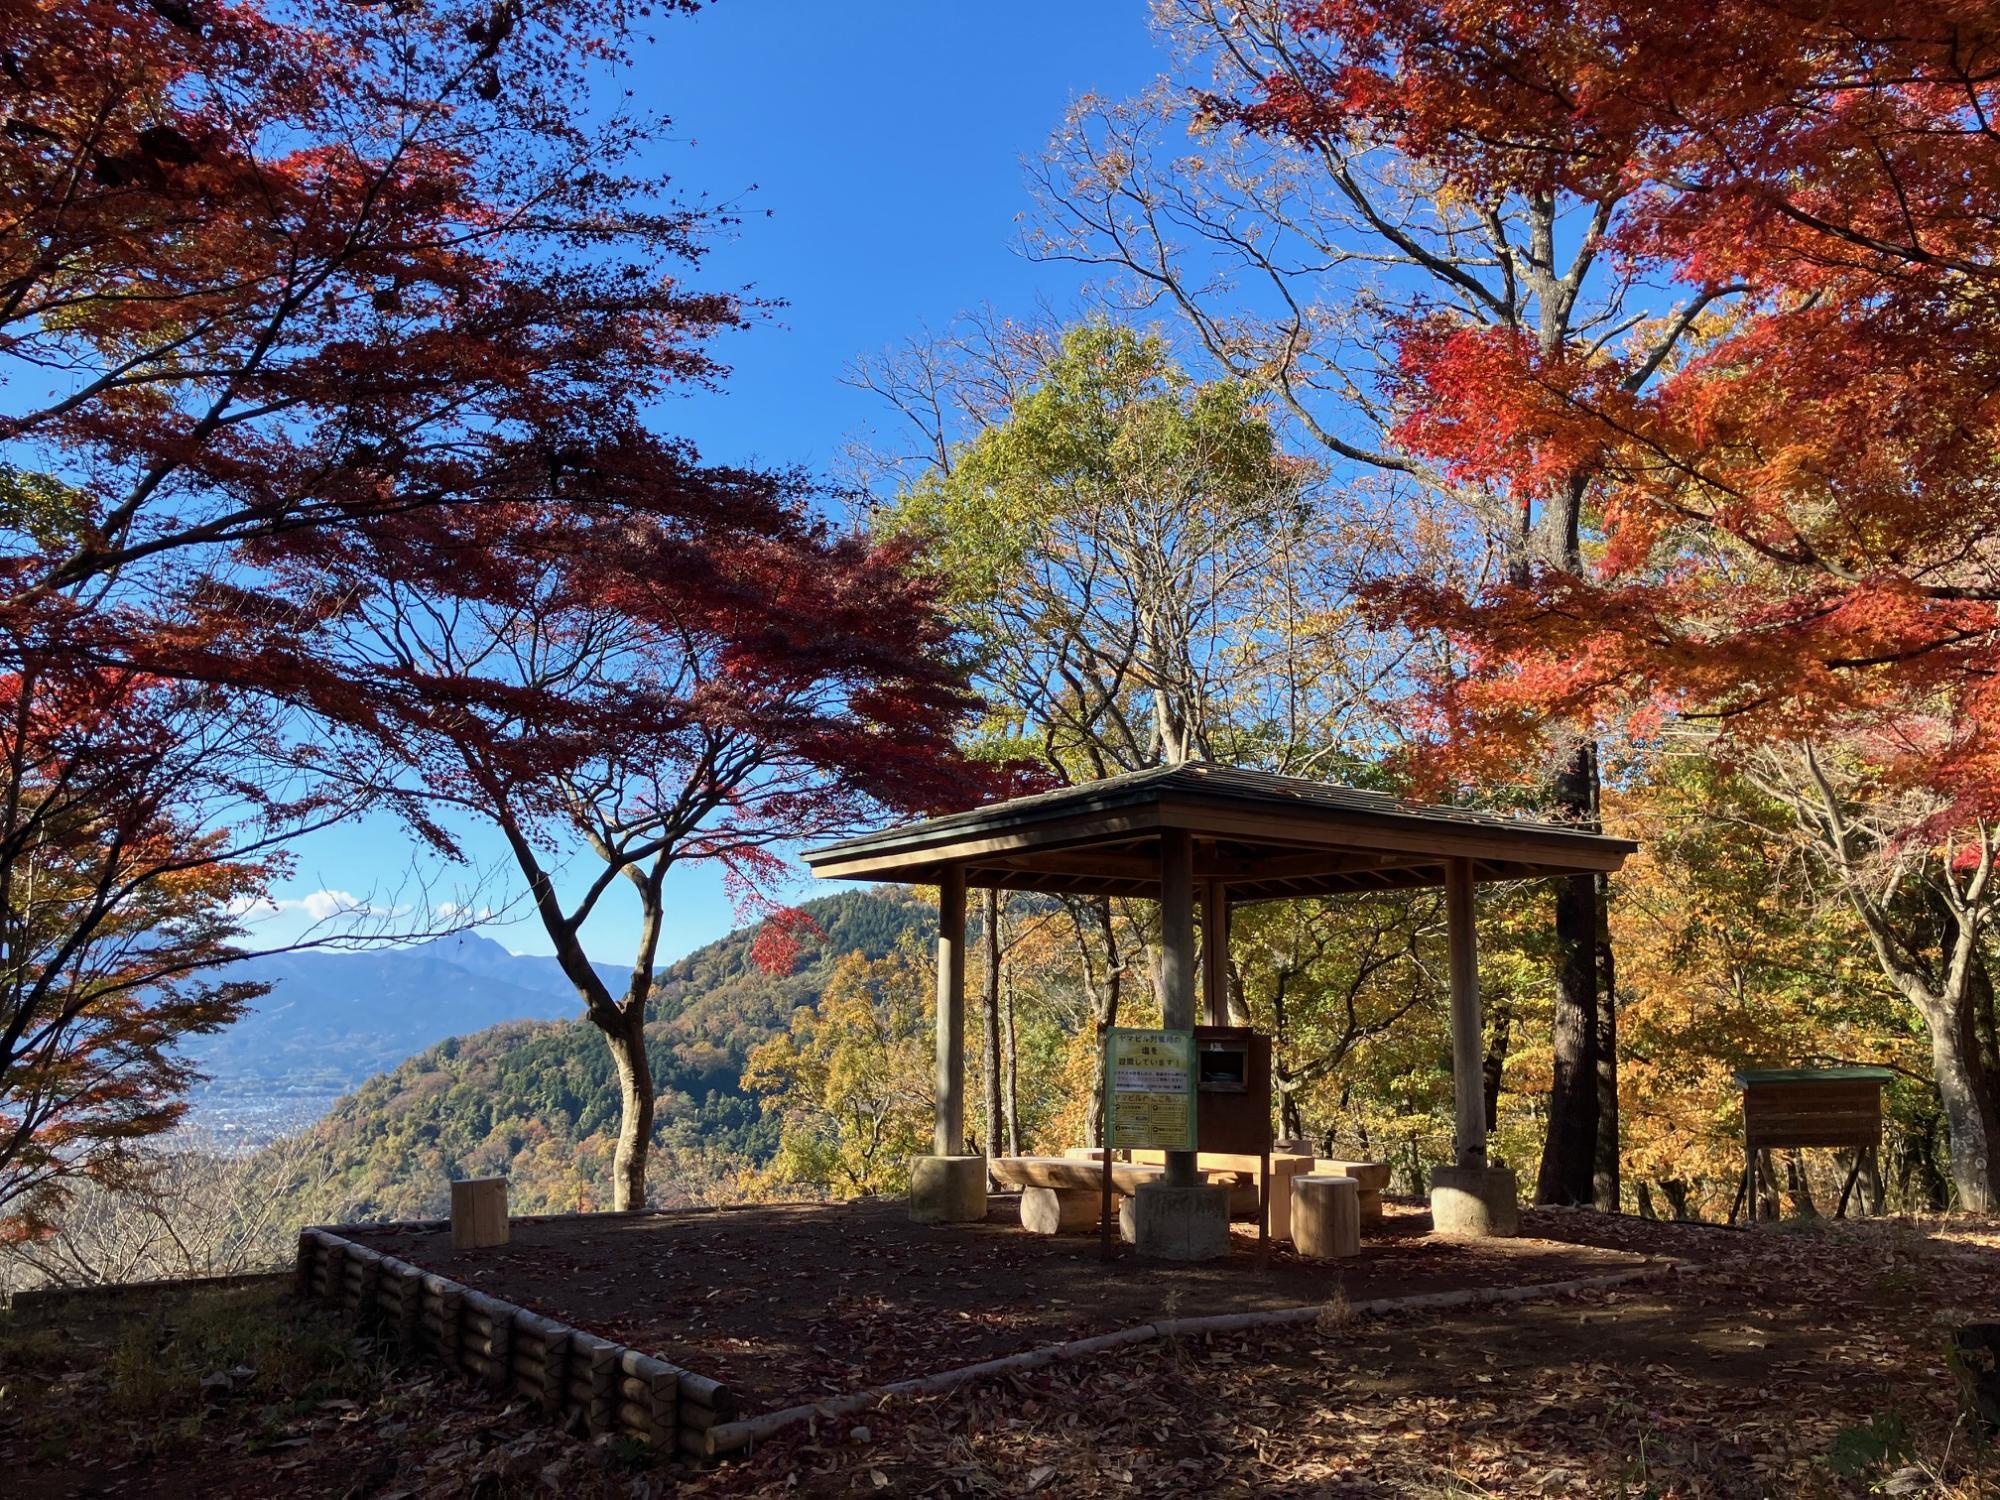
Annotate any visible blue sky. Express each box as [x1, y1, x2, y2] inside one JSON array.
[[240, 2, 1161, 967]]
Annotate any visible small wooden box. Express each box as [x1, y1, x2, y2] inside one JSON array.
[[451, 1177, 510, 1249]]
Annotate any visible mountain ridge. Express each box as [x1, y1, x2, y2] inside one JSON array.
[[190, 930, 636, 1142], [269, 887, 933, 1221]]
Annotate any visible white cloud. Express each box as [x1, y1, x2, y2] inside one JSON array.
[[299, 889, 367, 921], [226, 888, 402, 924]]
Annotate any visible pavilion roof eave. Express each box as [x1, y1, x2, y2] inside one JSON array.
[[803, 764, 1636, 894]]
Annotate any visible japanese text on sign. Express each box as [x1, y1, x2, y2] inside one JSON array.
[[1105, 1028, 1196, 1151]]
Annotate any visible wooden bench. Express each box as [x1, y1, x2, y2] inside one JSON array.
[[1313, 1158, 1389, 1228], [1061, 1148, 1313, 1239], [998, 1155, 1245, 1236]]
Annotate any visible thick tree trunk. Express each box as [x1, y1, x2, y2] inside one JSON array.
[[1594, 891, 1620, 1212], [602, 1009, 655, 1212], [1537, 743, 1601, 1207], [1925, 995, 2000, 1211], [981, 887, 1003, 1179]]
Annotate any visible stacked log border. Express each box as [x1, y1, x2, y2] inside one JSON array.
[[295, 1227, 740, 1457], [297, 1208, 1679, 1464]]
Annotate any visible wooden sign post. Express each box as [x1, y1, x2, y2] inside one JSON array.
[[1734, 1067, 1894, 1224], [1100, 1026, 1197, 1260]]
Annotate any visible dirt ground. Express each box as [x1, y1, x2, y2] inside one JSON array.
[[676, 1207, 2000, 1499], [353, 1198, 1649, 1407], [4, 1207, 1995, 1497]]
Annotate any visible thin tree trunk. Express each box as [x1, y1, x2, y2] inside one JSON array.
[[981, 886, 1003, 1180], [1785, 1149, 1818, 1217], [603, 1010, 655, 1212], [1002, 967, 1021, 1157], [1862, 1146, 1885, 1215], [1755, 1148, 1782, 1221], [1482, 1002, 1511, 1133], [1082, 897, 1122, 1148], [1278, 1079, 1305, 1142]]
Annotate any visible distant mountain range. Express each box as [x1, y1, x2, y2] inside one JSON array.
[[267, 887, 935, 1223], [184, 932, 627, 1144]]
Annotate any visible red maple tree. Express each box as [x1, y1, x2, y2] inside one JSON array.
[[1219, 0, 2000, 1205], [331, 489, 992, 1210], [0, 0, 992, 1229]]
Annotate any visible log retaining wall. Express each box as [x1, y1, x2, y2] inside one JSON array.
[[295, 1226, 741, 1456]]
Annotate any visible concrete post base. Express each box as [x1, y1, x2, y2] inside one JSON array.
[[909, 1155, 987, 1224], [1127, 1180, 1231, 1261], [1429, 1163, 1520, 1237]]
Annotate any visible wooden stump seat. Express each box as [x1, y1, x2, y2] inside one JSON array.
[[451, 1176, 509, 1250], [1291, 1174, 1361, 1259]]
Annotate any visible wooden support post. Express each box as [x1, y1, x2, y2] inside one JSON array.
[[935, 864, 967, 1158], [1445, 857, 1486, 1169], [1159, 827, 1197, 1190], [1257, 1149, 1270, 1260], [1202, 881, 1230, 1027]]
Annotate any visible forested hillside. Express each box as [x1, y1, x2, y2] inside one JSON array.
[[278, 889, 933, 1222], [184, 933, 629, 1144]]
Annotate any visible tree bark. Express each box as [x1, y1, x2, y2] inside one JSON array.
[[603, 1007, 655, 1212], [1924, 993, 1999, 1211], [1482, 1001, 1511, 1133], [1081, 897, 1123, 1147], [1002, 967, 1021, 1157], [1785, 1149, 1818, 1217], [1593, 881, 1620, 1211], [1536, 753, 1600, 1208], [981, 886, 1004, 1179], [1755, 1148, 1782, 1221]]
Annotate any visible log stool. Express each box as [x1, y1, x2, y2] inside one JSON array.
[[451, 1176, 510, 1249], [1291, 1174, 1360, 1259]]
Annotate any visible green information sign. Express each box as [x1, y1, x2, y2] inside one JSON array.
[[1105, 1027, 1197, 1151]]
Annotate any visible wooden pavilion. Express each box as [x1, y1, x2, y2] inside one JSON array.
[[804, 762, 1636, 1254]]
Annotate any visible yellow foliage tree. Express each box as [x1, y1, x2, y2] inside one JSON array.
[[742, 950, 935, 1198]]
